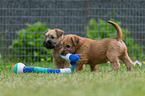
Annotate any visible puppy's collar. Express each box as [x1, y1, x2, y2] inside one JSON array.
[[55, 45, 62, 50]]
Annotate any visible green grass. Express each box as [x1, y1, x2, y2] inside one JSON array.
[[0, 61, 145, 96]]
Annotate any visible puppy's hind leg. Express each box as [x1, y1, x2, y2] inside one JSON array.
[[90, 65, 98, 72], [110, 59, 120, 72], [119, 52, 133, 71], [107, 54, 120, 72]]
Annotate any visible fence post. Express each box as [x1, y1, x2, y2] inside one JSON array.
[[85, 0, 88, 37]]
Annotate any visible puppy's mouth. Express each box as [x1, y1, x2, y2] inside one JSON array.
[[43, 41, 55, 49], [60, 50, 76, 56]]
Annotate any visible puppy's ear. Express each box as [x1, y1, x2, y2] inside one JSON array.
[[71, 35, 79, 46], [55, 29, 64, 38], [44, 29, 49, 35], [43, 29, 49, 38]]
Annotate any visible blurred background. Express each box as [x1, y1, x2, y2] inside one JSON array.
[[0, 0, 145, 64]]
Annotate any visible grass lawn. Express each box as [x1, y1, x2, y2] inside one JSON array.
[[0, 60, 145, 96]]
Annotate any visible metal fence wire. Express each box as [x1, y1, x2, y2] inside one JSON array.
[[0, 0, 145, 64]]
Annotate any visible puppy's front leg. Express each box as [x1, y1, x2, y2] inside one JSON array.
[[74, 59, 87, 72]]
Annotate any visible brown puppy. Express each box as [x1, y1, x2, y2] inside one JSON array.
[[43, 29, 70, 68], [60, 21, 133, 72]]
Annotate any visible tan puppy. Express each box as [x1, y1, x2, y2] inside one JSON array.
[[60, 21, 133, 72], [43, 29, 70, 68]]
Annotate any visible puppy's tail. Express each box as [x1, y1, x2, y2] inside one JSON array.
[[108, 21, 123, 41]]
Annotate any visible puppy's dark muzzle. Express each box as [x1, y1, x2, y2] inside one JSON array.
[[60, 51, 65, 55], [60, 49, 68, 56], [43, 40, 55, 49]]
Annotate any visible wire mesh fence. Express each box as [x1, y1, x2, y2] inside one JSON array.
[[0, 0, 145, 64]]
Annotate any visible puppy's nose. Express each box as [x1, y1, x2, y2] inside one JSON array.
[[47, 40, 51, 44], [61, 51, 65, 55], [44, 40, 51, 45]]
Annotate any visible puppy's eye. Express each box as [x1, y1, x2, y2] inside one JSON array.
[[51, 36, 55, 39], [66, 45, 70, 48]]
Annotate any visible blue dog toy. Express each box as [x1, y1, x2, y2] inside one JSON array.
[[13, 53, 79, 74]]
